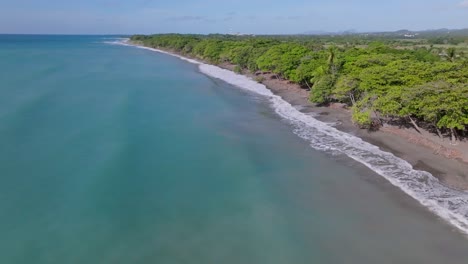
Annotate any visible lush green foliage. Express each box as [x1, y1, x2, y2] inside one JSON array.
[[131, 34, 468, 138]]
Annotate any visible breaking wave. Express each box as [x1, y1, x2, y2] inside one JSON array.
[[113, 40, 468, 236]]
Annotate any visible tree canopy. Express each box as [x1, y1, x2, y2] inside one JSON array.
[[131, 34, 468, 141]]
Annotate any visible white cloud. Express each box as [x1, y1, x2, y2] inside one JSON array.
[[460, 0, 468, 8]]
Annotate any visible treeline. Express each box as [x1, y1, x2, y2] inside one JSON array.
[[131, 34, 468, 143]]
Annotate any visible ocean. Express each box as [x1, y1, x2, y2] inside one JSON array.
[[0, 35, 467, 263]]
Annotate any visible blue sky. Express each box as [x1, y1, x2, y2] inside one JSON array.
[[1, 0, 467, 34]]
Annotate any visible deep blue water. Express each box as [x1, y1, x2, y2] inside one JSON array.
[[1, 35, 468, 264]]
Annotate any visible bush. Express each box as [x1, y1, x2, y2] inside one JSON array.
[[255, 76, 265, 83], [310, 75, 335, 105], [352, 107, 372, 128], [233, 65, 242, 74]]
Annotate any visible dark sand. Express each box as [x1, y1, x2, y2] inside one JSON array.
[[244, 68, 468, 191], [131, 42, 468, 191]]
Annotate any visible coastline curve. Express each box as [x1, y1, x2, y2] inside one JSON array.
[[110, 39, 468, 236]]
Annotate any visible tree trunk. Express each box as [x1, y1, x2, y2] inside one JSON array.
[[373, 110, 383, 126], [408, 116, 422, 134], [435, 125, 443, 141], [450, 128, 457, 145], [349, 93, 356, 106], [304, 80, 312, 90]]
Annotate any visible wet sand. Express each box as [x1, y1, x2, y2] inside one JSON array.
[[131, 42, 468, 190], [249, 69, 468, 191], [131, 41, 468, 190]]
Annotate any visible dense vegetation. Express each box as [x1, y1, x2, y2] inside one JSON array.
[[131, 34, 468, 143]]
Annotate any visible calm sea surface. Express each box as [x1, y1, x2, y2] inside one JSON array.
[[0, 35, 467, 263]]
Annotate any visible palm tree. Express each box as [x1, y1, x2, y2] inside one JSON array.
[[327, 46, 338, 75], [446, 47, 456, 62]]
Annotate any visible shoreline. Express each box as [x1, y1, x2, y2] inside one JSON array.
[[128, 41, 468, 190], [124, 40, 468, 235], [214, 63, 468, 190], [248, 69, 468, 190]]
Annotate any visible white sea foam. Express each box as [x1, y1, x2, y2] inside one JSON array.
[[102, 38, 133, 46], [113, 40, 468, 236]]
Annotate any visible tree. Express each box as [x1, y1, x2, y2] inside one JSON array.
[[327, 46, 338, 75], [310, 74, 335, 105], [333, 75, 359, 105], [132, 33, 468, 139], [446, 47, 457, 62]]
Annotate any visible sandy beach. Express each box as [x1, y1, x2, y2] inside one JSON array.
[[130, 41, 468, 191], [236, 66, 468, 191]]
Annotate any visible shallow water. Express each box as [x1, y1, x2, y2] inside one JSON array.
[[0, 35, 467, 263]]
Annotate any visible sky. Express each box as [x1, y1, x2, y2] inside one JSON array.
[[1, 0, 468, 34]]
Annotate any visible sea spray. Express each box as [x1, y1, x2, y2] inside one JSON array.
[[115, 39, 468, 236]]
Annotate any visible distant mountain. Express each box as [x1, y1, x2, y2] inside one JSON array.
[[301, 28, 468, 37], [417, 28, 468, 36], [301, 29, 358, 36]]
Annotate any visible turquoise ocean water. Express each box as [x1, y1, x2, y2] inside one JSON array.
[[1, 35, 468, 263]]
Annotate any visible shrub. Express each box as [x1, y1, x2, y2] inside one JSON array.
[[233, 65, 242, 74], [310, 74, 335, 105], [255, 76, 265, 83], [352, 107, 372, 128]]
